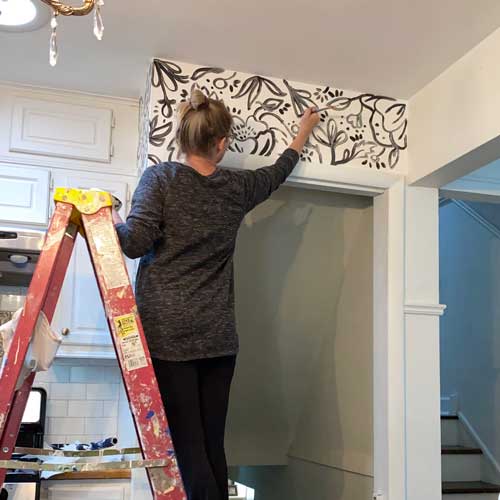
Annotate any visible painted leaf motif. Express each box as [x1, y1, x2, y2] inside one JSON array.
[[149, 118, 173, 148], [152, 60, 189, 91], [328, 97, 351, 111], [261, 98, 284, 111], [335, 130, 349, 147], [283, 80, 316, 116], [388, 147, 400, 168], [233, 77, 260, 109], [191, 67, 225, 81], [148, 154, 162, 166], [259, 77, 287, 97], [311, 127, 328, 146], [234, 76, 286, 110]]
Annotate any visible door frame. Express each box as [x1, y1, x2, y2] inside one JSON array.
[[223, 150, 409, 499]]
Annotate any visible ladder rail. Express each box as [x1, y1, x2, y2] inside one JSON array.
[[0, 204, 77, 487], [0, 202, 73, 439], [82, 208, 186, 499]]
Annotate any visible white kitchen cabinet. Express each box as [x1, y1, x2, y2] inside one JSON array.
[[50, 170, 135, 358], [0, 163, 50, 225], [42, 479, 130, 500], [10, 96, 114, 163]]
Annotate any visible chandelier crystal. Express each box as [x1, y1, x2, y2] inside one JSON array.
[[39, 0, 104, 66]]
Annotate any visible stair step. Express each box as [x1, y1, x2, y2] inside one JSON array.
[[442, 454, 481, 482], [442, 418, 460, 447], [443, 481, 500, 494], [442, 446, 482, 455]]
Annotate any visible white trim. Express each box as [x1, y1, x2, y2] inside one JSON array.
[[373, 180, 406, 500], [451, 199, 500, 239], [404, 303, 447, 316], [458, 411, 500, 480], [221, 151, 402, 197], [0, 154, 138, 179], [0, 81, 140, 107]]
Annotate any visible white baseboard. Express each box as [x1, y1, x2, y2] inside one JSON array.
[[458, 411, 500, 480]]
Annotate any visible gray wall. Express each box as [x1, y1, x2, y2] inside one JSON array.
[[440, 201, 500, 481], [227, 185, 374, 499]]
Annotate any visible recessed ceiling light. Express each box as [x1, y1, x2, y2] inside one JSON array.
[[0, 0, 51, 32]]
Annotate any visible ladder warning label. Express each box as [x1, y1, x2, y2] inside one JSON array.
[[113, 313, 148, 371], [89, 218, 129, 290]]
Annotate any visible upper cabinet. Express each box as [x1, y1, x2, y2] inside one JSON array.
[[0, 83, 139, 177], [10, 97, 114, 163], [0, 163, 50, 225]]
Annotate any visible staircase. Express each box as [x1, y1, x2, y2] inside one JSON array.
[[442, 415, 500, 498]]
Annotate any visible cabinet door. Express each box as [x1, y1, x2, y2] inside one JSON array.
[[50, 170, 133, 356], [46, 480, 130, 500], [0, 163, 49, 225], [10, 96, 113, 163]]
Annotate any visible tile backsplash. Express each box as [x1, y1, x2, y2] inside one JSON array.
[[34, 358, 128, 447]]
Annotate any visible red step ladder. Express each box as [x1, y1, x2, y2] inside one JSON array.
[[0, 188, 187, 499]]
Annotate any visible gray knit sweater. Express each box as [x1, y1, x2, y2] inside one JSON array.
[[115, 148, 299, 361]]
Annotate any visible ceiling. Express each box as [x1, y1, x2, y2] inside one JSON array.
[[2, 0, 500, 100]]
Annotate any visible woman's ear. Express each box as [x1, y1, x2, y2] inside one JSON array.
[[217, 137, 227, 154]]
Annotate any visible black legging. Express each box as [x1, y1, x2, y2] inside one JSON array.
[[152, 355, 236, 500]]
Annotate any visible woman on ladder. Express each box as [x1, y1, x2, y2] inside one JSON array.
[[114, 89, 320, 500]]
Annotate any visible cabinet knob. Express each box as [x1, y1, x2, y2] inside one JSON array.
[[61, 328, 70, 336]]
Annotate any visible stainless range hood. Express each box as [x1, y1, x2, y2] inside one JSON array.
[[0, 228, 46, 288]]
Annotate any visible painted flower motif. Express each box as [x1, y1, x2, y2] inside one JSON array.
[[360, 142, 387, 169], [232, 116, 267, 142], [230, 115, 276, 156], [300, 143, 322, 163], [314, 87, 343, 104]]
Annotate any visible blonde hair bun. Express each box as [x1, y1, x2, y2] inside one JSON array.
[[175, 89, 232, 157], [190, 89, 209, 111]]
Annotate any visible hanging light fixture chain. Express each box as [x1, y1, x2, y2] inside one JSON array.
[[40, 0, 96, 17]]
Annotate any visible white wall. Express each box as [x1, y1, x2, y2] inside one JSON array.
[[225, 185, 373, 498], [409, 26, 500, 187], [440, 201, 500, 473]]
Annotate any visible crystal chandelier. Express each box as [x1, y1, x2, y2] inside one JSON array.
[[39, 0, 104, 67]]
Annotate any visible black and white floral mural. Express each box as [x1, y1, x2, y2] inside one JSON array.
[[140, 58, 408, 173]]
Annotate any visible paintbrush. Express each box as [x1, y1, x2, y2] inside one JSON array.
[[299, 105, 335, 117]]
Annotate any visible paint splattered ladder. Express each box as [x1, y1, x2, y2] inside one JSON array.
[[0, 188, 186, 499]]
